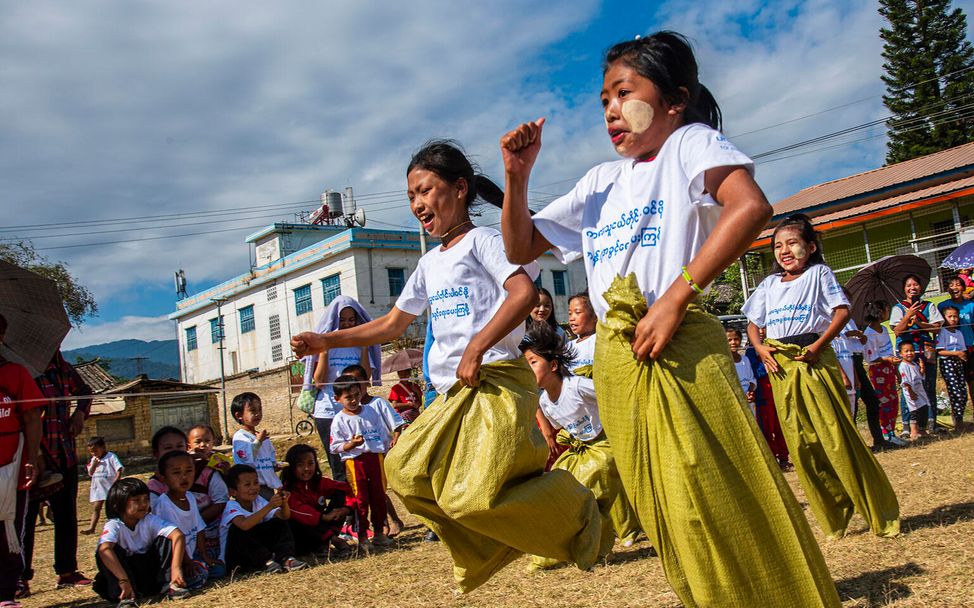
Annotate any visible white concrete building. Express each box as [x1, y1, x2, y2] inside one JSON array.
[[170, 223, 586, 384]]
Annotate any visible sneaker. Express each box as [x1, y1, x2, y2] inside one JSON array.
[[282, 557, 307, 572], [167, 584, 190, 600], [56, 572, 93, 588], [424, 530, 439, 542], [888, 435, 909, 447], [263, 560, 283, 574], [372, 534, 394, 547], [14, 581, 28, 599], [116, 600, 137, 608], [1, 601, 24, 608]]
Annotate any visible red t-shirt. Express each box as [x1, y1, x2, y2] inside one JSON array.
[[388, 381, 421, 410], [0, 361, 46, 470]]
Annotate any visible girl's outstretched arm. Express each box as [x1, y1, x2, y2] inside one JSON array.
[[632, 166, 772, 360], [456, 269, 537, 387], [291, 308, 416, 358], [500, 119, 554, 264]]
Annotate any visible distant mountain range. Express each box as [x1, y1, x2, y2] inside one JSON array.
[[63, 339, 180, 382]]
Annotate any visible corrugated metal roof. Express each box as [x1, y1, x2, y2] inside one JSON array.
[[758, 176, 974, 240], [772, 141, 974, 218], [74, 359, 118, 394]]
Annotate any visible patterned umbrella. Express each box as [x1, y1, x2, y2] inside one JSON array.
[[940, 240, 974, 270], [0, 260, 71, 376], [382, 348, 423, 374], [844, 255, 932, 327]]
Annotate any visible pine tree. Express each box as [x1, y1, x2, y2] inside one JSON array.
[[880, 0, 974, 164]]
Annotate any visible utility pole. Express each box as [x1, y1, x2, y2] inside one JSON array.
[[212, 297, 229, 442], [129, 356, 148, 377], [418, 220, 427, 255]]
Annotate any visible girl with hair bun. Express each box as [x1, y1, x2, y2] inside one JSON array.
[[291, 140, 603, 592], [501, 30, 840, 607]]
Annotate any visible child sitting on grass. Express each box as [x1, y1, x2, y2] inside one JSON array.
[[83, 436, 124, 534], [150, 451, 213, 588], [220, 464, 306, 573], [93, 478, 192, 605], [329, 375, 393, 550], [280, 444, 353, 557], [186, 425, 230, 576], [231, 392, 283, 500], [899, 342, 930, 440]]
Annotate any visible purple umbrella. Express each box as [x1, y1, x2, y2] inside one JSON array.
[[940, 240, 974, 270]]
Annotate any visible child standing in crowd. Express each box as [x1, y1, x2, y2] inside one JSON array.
[[220, 464, 306, 573], [150, 452, 211, 589], [83, 437, 124, 535], [744, 214, 899, 540], [280, 444, 352, 556], [388, 367, 423, 423], [343, 363, 406, 537], [936, 305, 968, 432], [899, 342, 930, 439], [726, 328, 757, 415], [92, 479, 189, 604], [832, 320, 858, 413], [329, 376, 393, 549], [520, 324, 637, 567], [231, 393, 282, 499], [863, 301, 905, 447], [501, 32, 838, 606], [147, 426, 188, 506], [939, 276, 974, 424], [744, 330, 792, 469], [567, 293, 597, 371], [186, 425, 230, 576], [292, 141, 603, 593]]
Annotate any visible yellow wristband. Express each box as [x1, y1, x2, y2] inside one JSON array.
[[681, 266, 704, 294]]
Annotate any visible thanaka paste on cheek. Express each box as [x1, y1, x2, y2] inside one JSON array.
[[621, 99, 654, 134], [789, 243, 808, 260]]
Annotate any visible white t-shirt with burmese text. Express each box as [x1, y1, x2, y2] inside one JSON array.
[[864, 326, 895, 363], [153, 493, 206, 557], [231, 429, 282, 490], [538, 375, 603, 442], [533, 123, 753, 321], [742, 264, 849, 340], [395, 227, 540, 394], [569, 335, 596, 372], [99, 514, 176, 555], [219, 496, 278, 560], [329, 407, 389, 460]]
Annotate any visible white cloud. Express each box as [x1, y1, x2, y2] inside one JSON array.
[[61, 314, 175, 350]]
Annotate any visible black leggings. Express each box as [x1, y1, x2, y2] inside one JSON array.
[[93, 538, 174, 601], [852, 354, 885, 446], [225, 518, 295, 570]]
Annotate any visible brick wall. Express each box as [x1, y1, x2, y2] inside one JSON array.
[[204, 365, 299, 437]]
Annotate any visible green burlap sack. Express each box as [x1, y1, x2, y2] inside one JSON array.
[[563, 363, 641, 545], [530, 429, 638, 570], [594, 274, 840, 608], [385, 358, 603, 593], [766, 339, 900, 539]]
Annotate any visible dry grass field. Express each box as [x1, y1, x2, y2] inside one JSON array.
[[20, 429, 974, 608]]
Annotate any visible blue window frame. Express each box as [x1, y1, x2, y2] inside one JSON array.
[[321, 274, 341, 306], [388, 267, 405, 297], [294, 284, 313, 316], [239, 305, 255, 334], [210, 316, 224, 343], [534, 274, 543, 289], [552, 270, 567, 296], [185, 326, 197, 351]]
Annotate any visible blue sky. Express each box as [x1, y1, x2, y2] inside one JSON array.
[[2, 0, 972, 349]]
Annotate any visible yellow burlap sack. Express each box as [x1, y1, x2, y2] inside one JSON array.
[[385, 358, 603, 593], [530, 429, 638, 570], [766, 340, 900, 539], [566, 364, 641, 545], [595, 274, 840, 608]]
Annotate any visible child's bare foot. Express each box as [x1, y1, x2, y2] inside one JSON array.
[[387, 518, 403, 537]]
